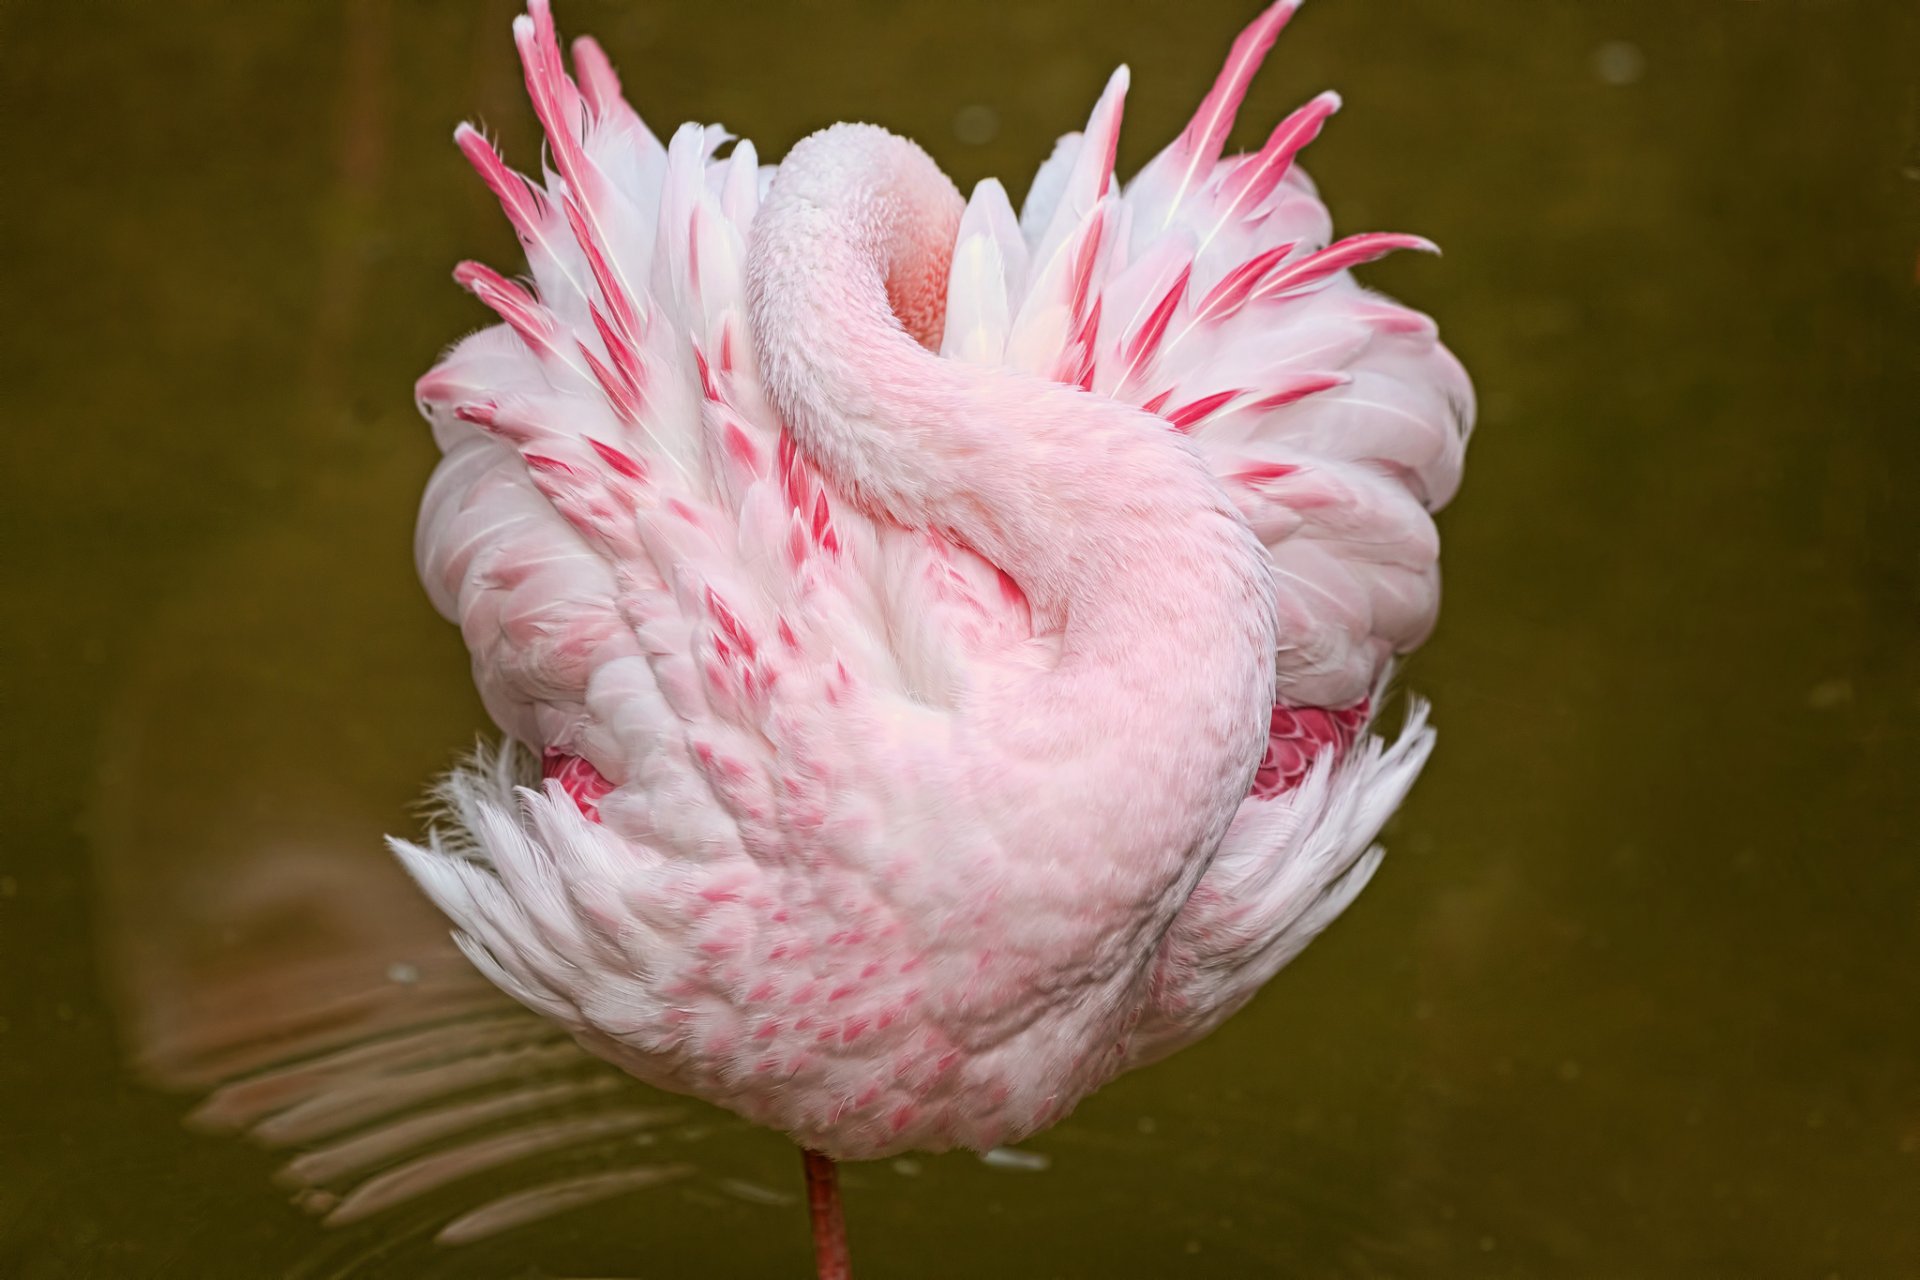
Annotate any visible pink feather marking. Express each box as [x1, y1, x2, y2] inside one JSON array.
[[588, 301, 647, 398], [1253, 232, 1438, 303], [1251, 699, 1371, 798], [588, 437, 647, 480], [778, 618, 799, 649], [692, 344, 721, 403], [453, 125, 550, 248], [810, 492, 832, 545], [519, 4, 586, 161], [1249, 371, 1349, 411], [1167, 1, 1301, 218], [1121, 264, 1192, 374], [1067, 208, 1107, 319], [1216, 90, 1340, 222], [542, 748, 614, 822], [570, 35, 624, 120], [1231, 460, 1299, 485], [522, 453, 584, 478], [578, 343, 645, 426], [1081, 69, 1128, 201], [706, 588, 758, 659], [1067, 298, 1103, 391], [1052, 210, 1111, 389], [458, 401, 543, 448], [1194, 242, 1296, 325], [723, 420, 762, 472], [777, 431, 800, 502], [453, 261, 558, 352], [1353, 300, 1438, 338], [518, 3, 647, 345], [1141, 388, 1174, 416], [1165, 388, 1242, 432], [562, 195, 645, 342]]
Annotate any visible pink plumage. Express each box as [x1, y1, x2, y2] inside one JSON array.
[[396, 0, 1471, 1264]]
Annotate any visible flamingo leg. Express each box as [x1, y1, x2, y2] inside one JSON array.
[[801, 1147, 852, 1279]]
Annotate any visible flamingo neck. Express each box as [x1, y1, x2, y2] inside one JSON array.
[[746, 123, 1277, 987]]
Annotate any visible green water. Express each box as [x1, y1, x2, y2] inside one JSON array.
[[3, 1, 1916, 1275]]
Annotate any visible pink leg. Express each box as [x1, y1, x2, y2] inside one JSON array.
[[801, 1147, 852, 1279]]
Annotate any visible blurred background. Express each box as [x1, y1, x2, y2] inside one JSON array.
[[2, 1, 1916, 1275]]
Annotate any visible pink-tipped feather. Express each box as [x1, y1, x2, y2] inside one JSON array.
[[570, 33, 660, 154], [1194, 241, 1297, 325], [1029, 67, 1130, 275], [453, 261, 565, 364], [587, 436, 649, 481], [583, 303, 647, 425], [454, 125, 599, 314], [1165, 388, 1243, 432], [1214, 90, 1341, 229], [1251, 232, 1437, 303], [454, 125, 550, 246], [517, 2, 646, 347], [1161, 0, 1301, 225], [563, 196, 645, 342], [1119, 263, 1192, 380], [1078, 66, 1130, 203], [1249, 370, 1350, 411]]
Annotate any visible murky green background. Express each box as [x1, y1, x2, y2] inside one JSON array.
[[3, 1, 1916, 1275]]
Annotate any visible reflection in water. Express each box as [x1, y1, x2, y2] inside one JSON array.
[[85, 504, 742, 1273], [69, 4, 736, 1263]]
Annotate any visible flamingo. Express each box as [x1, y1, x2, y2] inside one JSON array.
[[393, 1, 1473, 1273]]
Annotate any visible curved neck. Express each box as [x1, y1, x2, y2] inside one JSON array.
[[746, 124, 1278, 972]]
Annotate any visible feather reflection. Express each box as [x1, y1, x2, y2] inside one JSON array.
[[88, 502, 728, 1267]]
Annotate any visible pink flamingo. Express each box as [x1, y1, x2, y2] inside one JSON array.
[[394, 1, 1472, 1273]]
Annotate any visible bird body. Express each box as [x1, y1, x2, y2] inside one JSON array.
[[397, 0, 1471, 1172]]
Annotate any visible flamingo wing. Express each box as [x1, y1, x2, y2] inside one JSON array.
[[934, 2, 1475, 1054], [398, 5, 1030, 1143], [948, 2, 1471, 712]]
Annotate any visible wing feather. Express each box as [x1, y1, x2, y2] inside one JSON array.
[[994, 5, 1474, 1049]]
